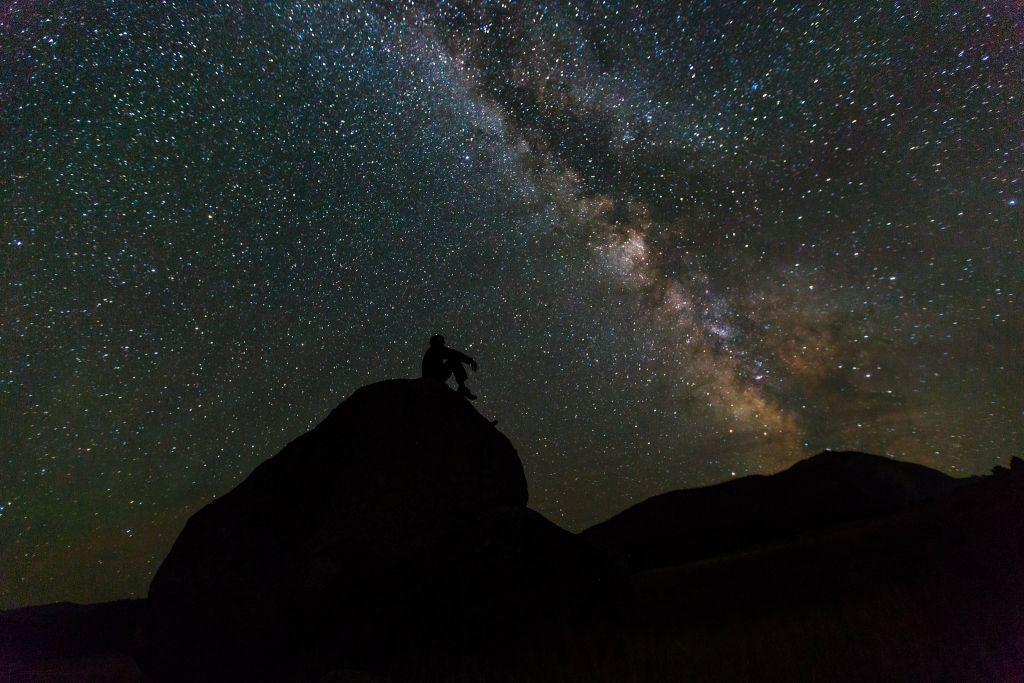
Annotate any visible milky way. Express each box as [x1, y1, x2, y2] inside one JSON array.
[[2, 0, 1021, 607]]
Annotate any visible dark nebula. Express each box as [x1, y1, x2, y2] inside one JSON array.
[[2, 0, 1021, 607]]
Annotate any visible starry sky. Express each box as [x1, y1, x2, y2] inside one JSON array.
[[2, 0, 1021, 608]]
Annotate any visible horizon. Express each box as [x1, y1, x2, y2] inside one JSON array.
[[2, 1, 1021, 609]]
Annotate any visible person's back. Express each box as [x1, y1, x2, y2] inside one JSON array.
[[421, 343, 448, 381]]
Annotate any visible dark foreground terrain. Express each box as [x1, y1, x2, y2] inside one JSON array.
[[4, 380, 1022, 682]]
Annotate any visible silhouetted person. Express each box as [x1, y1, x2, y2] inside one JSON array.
[[422, 334, 478, 400]]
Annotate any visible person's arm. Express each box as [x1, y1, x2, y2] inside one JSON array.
[[446, 347, 478, 371]]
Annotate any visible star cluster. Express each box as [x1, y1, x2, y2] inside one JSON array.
[[2, 0, 1021, 607]]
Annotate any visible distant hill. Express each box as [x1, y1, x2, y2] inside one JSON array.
[[0, 599, 146, 681], [620, 457, 1024, 681], [582, 450, 974, 572]]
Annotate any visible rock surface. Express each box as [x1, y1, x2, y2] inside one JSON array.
[[136, 379, 624, 681]]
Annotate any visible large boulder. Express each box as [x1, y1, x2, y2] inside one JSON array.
[[136, 379, 624, 681]]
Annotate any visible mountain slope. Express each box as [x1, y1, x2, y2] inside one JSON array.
[[582, 450, 973, 572]]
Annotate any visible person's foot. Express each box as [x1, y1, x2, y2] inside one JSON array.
[[457, 385, 477, 400]]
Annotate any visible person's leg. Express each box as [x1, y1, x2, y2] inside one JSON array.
[[449, 360, 468, 387], [445, 360, 476, 399]]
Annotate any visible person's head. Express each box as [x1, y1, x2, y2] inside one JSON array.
[[429, 334, 445, 348]]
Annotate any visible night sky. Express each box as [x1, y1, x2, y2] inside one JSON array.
[[2, 0, 1021, 608]]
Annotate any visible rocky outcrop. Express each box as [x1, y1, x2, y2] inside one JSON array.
[[136, 379, 625, 681]]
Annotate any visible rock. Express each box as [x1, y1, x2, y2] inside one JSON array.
[[423, 506, 628, 634], [993, 456, 1024, 480], [136, 379, 623, 681]]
